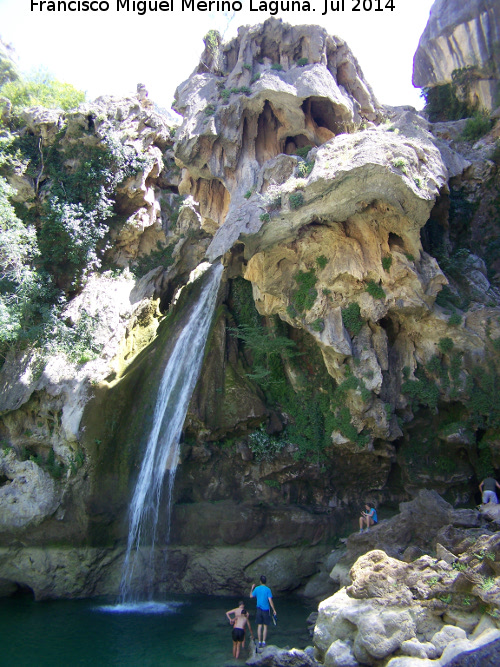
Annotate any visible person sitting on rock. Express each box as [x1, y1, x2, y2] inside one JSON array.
[[226, 600, 254, 659], [359, 504, 378, 532], [479, 477, 500, 504]]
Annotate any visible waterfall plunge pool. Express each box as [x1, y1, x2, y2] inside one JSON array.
[[1, 593, 315, 666]]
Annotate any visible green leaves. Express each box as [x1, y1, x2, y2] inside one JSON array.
[[0, 69, 85, 112]]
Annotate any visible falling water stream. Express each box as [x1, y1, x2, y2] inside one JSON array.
[[118, 261, 223, 605]]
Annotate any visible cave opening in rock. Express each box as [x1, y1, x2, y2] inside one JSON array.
[[0, 473, 10, 487], [302, 97, 344, 139], [284, 134, 312, 155], [257, 36, 280, 65], [10, 583, 35, 599], [388, 232, 406, 252]]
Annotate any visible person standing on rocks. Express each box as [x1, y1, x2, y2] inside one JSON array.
[[226, 600, 254, 660], [359, 503, 378, 532], [250, 575, 277, 647], [479, 477, 500, 504]]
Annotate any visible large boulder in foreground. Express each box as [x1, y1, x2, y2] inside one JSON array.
[[315, 540, 500, 666]]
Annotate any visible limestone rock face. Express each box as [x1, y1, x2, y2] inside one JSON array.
[[0, 450, 59, 530], [315, 534, 500, 667], [173, 18, 382, 261], [413, 0, 500, 109]]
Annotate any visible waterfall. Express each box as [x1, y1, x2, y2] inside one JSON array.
[[119, 262, 223, 603]]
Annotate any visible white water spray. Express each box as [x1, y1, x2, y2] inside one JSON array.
[[119, 262, 223, 602]]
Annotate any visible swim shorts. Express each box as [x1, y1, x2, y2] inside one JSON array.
[[232, 628, 245, 642], [256, 608, 271, 625]]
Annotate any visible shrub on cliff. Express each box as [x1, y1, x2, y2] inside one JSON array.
[[0, 176, 43, 352], [461, 110, 493, 142], [421, 67, 478, 122], [0, 69, 85, 112]]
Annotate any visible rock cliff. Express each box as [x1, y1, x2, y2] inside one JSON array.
[[0, 16, 500, 612], [413, 0, 500, 111]]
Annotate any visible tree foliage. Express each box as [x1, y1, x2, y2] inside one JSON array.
[[0, 69, 85, 112]]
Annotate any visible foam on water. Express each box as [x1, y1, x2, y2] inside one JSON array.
[[96, 600, 183, 615]]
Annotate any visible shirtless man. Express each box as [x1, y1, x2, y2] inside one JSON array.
[[226, 600, 254, 659]]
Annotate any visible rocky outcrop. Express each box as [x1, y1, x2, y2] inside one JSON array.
[[314, 534, 500, 666], [413, 0, 500, 110], [173, 18, 381, 262]]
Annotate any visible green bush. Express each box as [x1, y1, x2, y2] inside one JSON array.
[[365, 280, 385, 299], [421, 70, 476, 122], [37, 132, 150, 288], [382, 255, 393, 271], [250, 73, 261, 84], [289, 191, 305, 209], [259, 213, 270, 222], [271, 63, 283, 71], [342, 302, 363, 336], [297, 160, 314, 177], [402, 366, 440, 410], [295, 145, 312, 159], [0, 70, 85, 112], [249, 427, 287, 461], [438, 337, 454, 354], [244, 189, 252, 199], [291, 269, 317, 312], [448, 313, 462, 326], [462, 110, 493, 142], [316, 255, 328, 270], [0, 176, 43, 351], [0, 120, 150, 361], [296, 58, 308, 67], [204, 104, 215, 116]]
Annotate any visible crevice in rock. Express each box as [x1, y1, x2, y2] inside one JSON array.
[[378, 316, 398, 347], [191, 177, 231, 235], [256, 101, 282, 165], [384, 457, 408, 502], [420, 190, 450, 258], [241, 114, 256, 163], [0, 474, 10, 487]]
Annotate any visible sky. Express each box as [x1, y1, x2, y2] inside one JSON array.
[[0, 0, 435, 115]]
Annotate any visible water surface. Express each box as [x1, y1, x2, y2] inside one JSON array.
[[1, 594, 314, 666]]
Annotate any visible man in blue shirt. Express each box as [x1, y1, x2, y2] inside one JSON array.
[[250, 575, 277, 647]]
